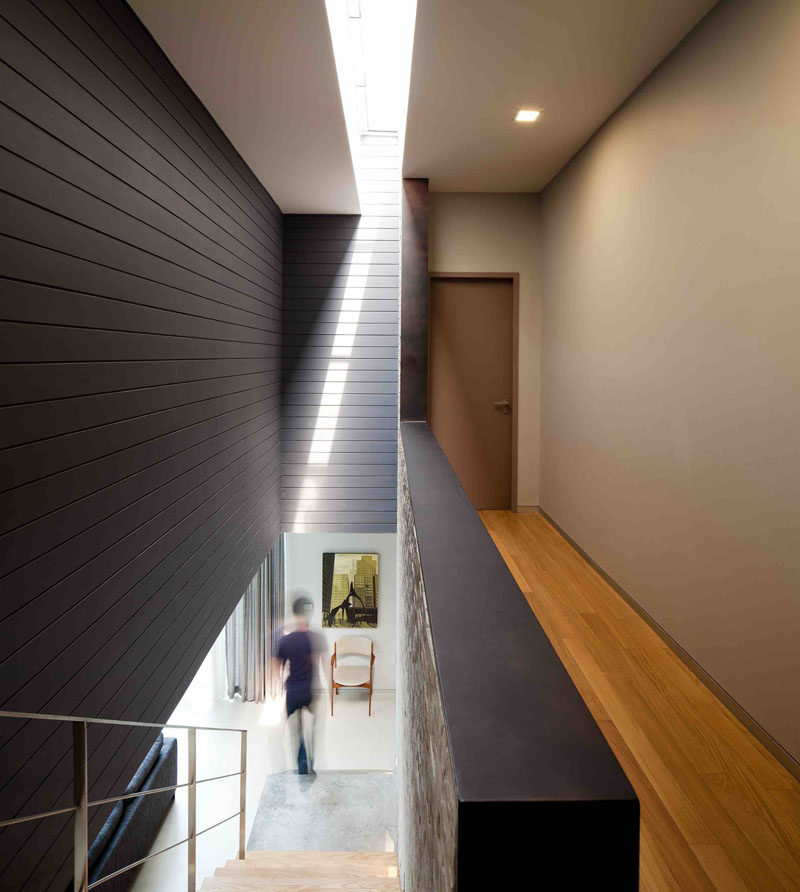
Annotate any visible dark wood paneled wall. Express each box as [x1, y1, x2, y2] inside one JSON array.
[[400, 178, 428, 421], [282, 144, 399, 532], [0, 1, 281, 888]]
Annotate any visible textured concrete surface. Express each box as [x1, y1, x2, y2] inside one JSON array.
[[248, 770, 397, 852], [397, 444, 458, 892]]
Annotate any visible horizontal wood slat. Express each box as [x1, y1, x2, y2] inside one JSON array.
[[283, 384, 397, 398], [282, 451, 397, 464], [282, 416, 397, 429], [283, 487, 396, 500]]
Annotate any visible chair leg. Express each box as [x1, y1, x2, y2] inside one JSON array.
[[368, 684, 372, 716]]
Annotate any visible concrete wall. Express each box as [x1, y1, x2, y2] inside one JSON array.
[[428, 193, 541, 507], [540, 0, 800, 764], [283, 532, 397, 690], [397, 443, 458, 892]]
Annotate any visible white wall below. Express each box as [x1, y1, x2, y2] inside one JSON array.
[[429, 193, 541, 506], [283, 532, 397, 690]]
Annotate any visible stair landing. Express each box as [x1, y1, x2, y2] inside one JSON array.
[[201, 851, 400, 891]]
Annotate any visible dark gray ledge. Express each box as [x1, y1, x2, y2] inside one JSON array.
[[400, 421, 639, 888]]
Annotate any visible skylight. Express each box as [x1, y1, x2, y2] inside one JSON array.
[[325, 0, 417, 153]]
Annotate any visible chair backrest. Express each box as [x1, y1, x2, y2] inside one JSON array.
[[336, 635, 373, 658]]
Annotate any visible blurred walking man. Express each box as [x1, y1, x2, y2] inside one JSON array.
[[275, 595, 325, 775]]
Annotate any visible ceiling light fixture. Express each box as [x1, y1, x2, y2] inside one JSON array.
[[514, 109, 541, 123]]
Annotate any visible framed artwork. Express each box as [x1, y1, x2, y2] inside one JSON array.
[[321, 553, 379, 628]]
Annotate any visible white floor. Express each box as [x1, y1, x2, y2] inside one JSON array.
[[129, 644, 396, 892]]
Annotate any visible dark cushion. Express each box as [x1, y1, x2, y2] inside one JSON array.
[[87, 734, 164, 871], [87, 801, 123, 872], [125, 733, 164, 795], [88, 736, 177, 892]]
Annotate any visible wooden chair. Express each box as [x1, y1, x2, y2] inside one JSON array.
[[330, 636, 375, 716]]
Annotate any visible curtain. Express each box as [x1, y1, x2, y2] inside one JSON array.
[[225, 536, 284, 701]]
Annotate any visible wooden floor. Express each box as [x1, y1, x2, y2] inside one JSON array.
[[479, 510, 800, 892]]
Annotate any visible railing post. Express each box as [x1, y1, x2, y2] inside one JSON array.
[[73, 721, 88, 892], [238, 730, 247, 859], [187, 728, 196, 892]]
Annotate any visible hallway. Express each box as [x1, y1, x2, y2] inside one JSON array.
[[480, 511, 800, 891]]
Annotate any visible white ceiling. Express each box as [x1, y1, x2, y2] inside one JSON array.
[[130, 0, 360, 214], [403, 0, 719, 192]]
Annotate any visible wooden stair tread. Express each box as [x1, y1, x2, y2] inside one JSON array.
[[244, 852, 397, 865], [216, 868, 397, 880], [203, 851, 400, 891], [218, 866, 396, 879], [220, 854, 396, 878], [201, 877, 400, 891]]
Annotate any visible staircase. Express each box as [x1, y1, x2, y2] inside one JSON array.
[[200, 851, 400, 891]]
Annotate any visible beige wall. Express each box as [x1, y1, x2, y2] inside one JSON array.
[[540, 0, 800, 763], [429, 193, 541, 506]]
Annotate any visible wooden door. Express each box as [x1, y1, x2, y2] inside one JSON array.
[[429, 277, 513, 509]]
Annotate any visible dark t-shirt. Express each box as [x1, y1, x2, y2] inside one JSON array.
[[277, 629, 323, 700]]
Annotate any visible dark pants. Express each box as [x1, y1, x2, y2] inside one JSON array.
[[286, 690, 315, 774]]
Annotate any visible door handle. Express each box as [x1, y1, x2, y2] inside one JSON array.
[[493, 399, 511, 414]]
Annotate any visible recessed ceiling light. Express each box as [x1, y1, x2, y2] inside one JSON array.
[[514, 109, 541, 123]]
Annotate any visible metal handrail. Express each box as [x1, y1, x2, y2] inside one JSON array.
[[0, 709, 247, 892], [0, 770, 246, 829], [0, 709, 246, 732]]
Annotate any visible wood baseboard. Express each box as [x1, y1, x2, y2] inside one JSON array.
[[514, 505, 541, 514], [539, 508, 800, 783]]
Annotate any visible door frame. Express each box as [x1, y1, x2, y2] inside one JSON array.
[[427, 271, 520, 512]]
